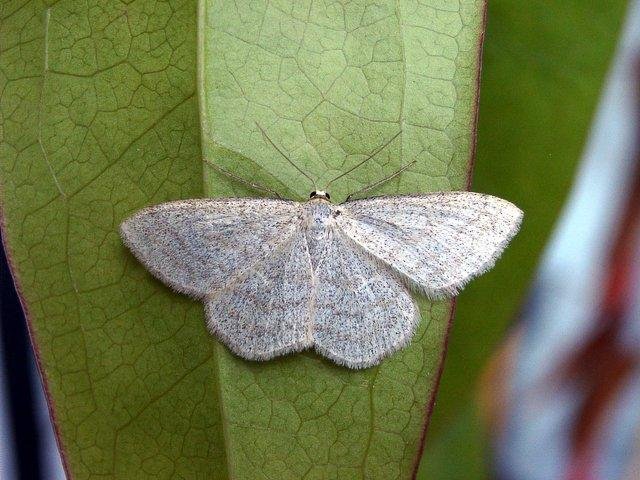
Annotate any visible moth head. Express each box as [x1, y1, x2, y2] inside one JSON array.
[[309, 190, 331, 201]]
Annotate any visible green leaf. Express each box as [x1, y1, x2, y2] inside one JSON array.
[[417, 1, 629, 479], [200, 0, 484, 478], [1, 1, 226, 478], [1, 1, 484, 479]]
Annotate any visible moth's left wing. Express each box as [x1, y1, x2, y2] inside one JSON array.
[[337, 192, 522, 298], [121, 198, 314, 361], [204, 227, 314, 361], [120, 198, 302, 298]]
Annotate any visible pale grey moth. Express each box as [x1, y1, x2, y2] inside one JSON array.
[[120, 189, 522, 369]]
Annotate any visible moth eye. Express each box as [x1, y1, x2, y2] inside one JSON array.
[[310, 191, 316, 198], [325, 192, 331, 200]]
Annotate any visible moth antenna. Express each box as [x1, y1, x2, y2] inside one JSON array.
[[204, 159, 283, 199], [255, 122, 316, 190], [323, 130, 402, 190], [344, 160, 417, 202]]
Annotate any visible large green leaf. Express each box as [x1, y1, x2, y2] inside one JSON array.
[[417, 1, 629, 479], [199, 0, 485, 477], [1, 1, 226, 478], [1, 0, 484, 478]]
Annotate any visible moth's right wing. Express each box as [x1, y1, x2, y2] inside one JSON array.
[[312, 228, 420, 369], [120, 198, 303, 298], [337, 192, 522, 298]]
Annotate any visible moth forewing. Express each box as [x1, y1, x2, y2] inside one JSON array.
[[119, 198, 303, 299], [336, 192, 523, 299]]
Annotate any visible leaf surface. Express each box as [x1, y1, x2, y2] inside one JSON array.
[[0, 0, 484, 478], [200, 0, 485, 478], [1, 1, 227, 478]]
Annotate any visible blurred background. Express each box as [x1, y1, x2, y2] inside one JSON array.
[[1, 1, 640, 479]]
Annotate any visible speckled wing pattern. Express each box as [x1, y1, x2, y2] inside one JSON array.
[[120, 192, 522, 368], [120, 199, 303, 298], [312, 228, 419, 368], [204, 227, 314, 361], [337, 192, 523, 298]]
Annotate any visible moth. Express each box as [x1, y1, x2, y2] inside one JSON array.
[[120, 129, 522, 369]]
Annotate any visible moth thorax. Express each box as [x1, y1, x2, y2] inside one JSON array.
[[305, 202, 332, 225]]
